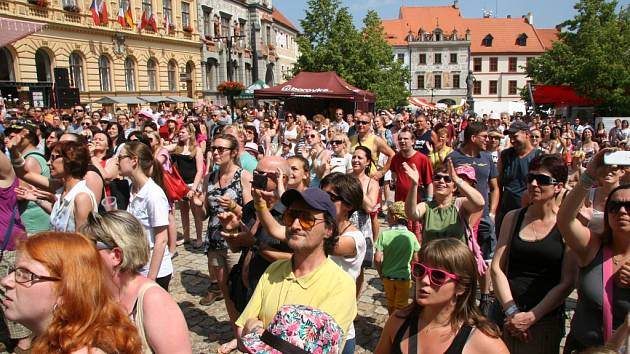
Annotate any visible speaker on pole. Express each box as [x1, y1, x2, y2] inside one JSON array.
[[54, 68, 70, 88], [55, 87, 80, 109]]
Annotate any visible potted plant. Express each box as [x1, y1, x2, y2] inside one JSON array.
[[183, 25, 193, 33], [217, 81, 245, 96]]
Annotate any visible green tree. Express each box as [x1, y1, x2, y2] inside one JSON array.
[[294, 2, 409, 109], [526, 0, 630, 115]]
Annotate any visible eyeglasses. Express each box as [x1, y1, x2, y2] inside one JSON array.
[[531, 135, 541, 139], [8, 266, 61, 287], [607, 200, 630, 213], [327, 191, 344, 203], [433, 174, 452, 183], [82, 122, 92, 127], [50, 153, 62, 161], [356, 120, 371, 125], [210, 146, 233, 153], [527, 173, 558, 186], [412, 262, 458, 287], [74, 109, 84, 112], [489, 136, 501, 140], [282, 209, 325, 231], [330, 140, 344, 145], [118, 154, 132, 160], [307, 134, 317, 139], [95, 240, 114, 250]]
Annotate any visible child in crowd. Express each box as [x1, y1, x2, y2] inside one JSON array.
[[374, 201, 420, 314]]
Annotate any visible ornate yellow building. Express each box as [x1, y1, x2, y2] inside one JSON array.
[[0, 0, 202, 108]]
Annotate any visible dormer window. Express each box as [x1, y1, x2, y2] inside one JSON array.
[[482, 34, 493, 47], [434, 28, 443, 41], [517, 33, 528, 46]]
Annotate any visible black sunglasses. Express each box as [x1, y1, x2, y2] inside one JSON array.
[[607, 200, 630, 213], [433, 174, 452, 183], [527, 173, 558, 186], [330, 140, 344, 145], [356, 120, 371, 125], [210, 146, 232, 153], [327, 191, 344, 203]]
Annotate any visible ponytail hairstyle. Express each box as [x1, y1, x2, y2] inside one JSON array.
[[353, 145, 374, 176], [123, 141, 165, 191]]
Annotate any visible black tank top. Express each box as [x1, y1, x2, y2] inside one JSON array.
[[507, 207, 564, 315], [172, 153, 197, 184], [392, 311, 474, 354]]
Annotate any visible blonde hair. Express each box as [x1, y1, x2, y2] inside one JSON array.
[[332, 133, 350, 154], [175, 123, 197, 156], [79, 211, 149, 273]]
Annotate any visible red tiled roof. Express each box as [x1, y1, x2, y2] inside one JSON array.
[[382, 6, 554, 54], [535, 28, 560, 49], [272, 7, 298, 33]]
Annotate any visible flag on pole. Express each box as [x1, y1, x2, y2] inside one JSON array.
[[117, 5, 125, 26], [148, 12, 157, 31], [90, 0, 101, 25], [164, 13, 170, 32], [139, 8, 147, 30], [99, 0, 108, 24], [125, 1, 134, 27]]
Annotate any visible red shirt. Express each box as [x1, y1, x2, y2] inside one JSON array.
[[391, 151, 433, 202]]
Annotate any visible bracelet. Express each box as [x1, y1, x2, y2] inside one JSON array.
[[254, 202, 267, 211], [504, 304, 520, 317]]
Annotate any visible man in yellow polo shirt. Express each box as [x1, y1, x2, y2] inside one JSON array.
[[236, 188, 357, 345]]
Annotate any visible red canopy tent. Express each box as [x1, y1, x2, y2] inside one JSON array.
[[532, 85, 595, 106], [254, 71, 376, 113], [407, 97, 436, 110]]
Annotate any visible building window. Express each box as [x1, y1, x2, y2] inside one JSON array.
[[0, 48, 15, 81], [434, 74, 442, 89], [517, 33, 528, 46], [69, 52, 84, 91], [417, 75, 424, 89], [124, 57, 136, 91], [473, 81, 481, 95], [221, 17, 230, 40], [450, 53, 457, 64], [142, 0, 152, 17], [509, 57, 517, 72], [396, 53, 404, 63], [489, 80, 498, 94], [419, 53, 426, 64], [147, 59, 158, 91], [489, 57, 498, 72], [98, 55, 111, 91], [266, 25, 271, 45], [452, 74, 460, 88], [181, 2, 190, 28], [203, 9, 211, 36], [482, 34, 493, 47], [168, 61, 177, 91], [508, 80, 518, 95], [473, 57, 482, 72], [434, 53, 441, 64]]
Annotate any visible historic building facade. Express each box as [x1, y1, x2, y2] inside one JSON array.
[[196, 0, 298, 104], [382, 1, 556, 106], [0, 0, 203, 108]]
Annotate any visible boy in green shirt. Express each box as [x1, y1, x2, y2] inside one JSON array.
[[374, 201, 420, 314]]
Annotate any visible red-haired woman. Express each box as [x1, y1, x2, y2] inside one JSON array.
[[0, 232, 142, 354]]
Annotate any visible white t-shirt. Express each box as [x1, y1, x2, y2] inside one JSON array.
[[330, 153, 352, 174], [128, 178, 173, 278], [330, 229, 366, 341]]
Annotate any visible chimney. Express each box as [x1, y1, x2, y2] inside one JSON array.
[[453, 0, 459, 9], [527, 12, 533, 25]]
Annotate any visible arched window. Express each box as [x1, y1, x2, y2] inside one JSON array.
[[98, 55, 111, 91], [125, 57, 136, 91], [69, 52, 84, 91], [147, 58, 158, 91], [35, 48, 52, 82], [204, 60, 215, 91], [167, 60, 177, 91], [0, 47, 15, 81]]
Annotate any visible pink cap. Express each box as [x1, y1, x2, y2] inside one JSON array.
[[455, 165, 477, 184]]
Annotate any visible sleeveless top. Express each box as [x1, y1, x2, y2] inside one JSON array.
[[392, 311, 475, 354], [171, 153, 197, 185], [569, 247, 630, 348], [0, 178, 27, 250], [20, 150, 51, 234], [131, 282, 160, 354], [507, 208, 565, 315], [351, 134, 379, 175], [50, 180, 98, 232], [283, 124, 298, 141], [205, 168, 244, 251], [422, 199, 466, 248]]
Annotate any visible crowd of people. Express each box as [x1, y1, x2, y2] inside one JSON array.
[[0, 102, 629, 354]]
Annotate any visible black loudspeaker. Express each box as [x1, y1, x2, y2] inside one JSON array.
[[54, 67, 70, 87], [55, 87, 80, 108]]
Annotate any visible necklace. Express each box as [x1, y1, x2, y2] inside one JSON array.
[[613, 254, 629, 266]]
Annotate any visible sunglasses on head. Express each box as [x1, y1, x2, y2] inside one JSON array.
[[607, 200, 630, 213], [412, 262, 458, 287], [433, 174, 452, 183], [282, 209, 325, 231], [527, 173, 558, 186]]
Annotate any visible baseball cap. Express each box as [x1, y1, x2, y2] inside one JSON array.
[[506, 121, 529, 134], [281, 188, 337, 220], [4, 119, 37, 135]]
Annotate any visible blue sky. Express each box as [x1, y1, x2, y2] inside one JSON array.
[[273, 0, 630, 30]]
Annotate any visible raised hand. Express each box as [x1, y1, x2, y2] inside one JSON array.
[[402, 162, 419, 185]]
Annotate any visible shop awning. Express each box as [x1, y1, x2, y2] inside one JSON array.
[[0, 17, 47, 47], [407, 97, 436, 109], [94, 96, 144, 105], [167, 96, 194, 103], [532, 85, 595, 106], [237, 80, 269, 99], [138, 96, 175, 103]]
